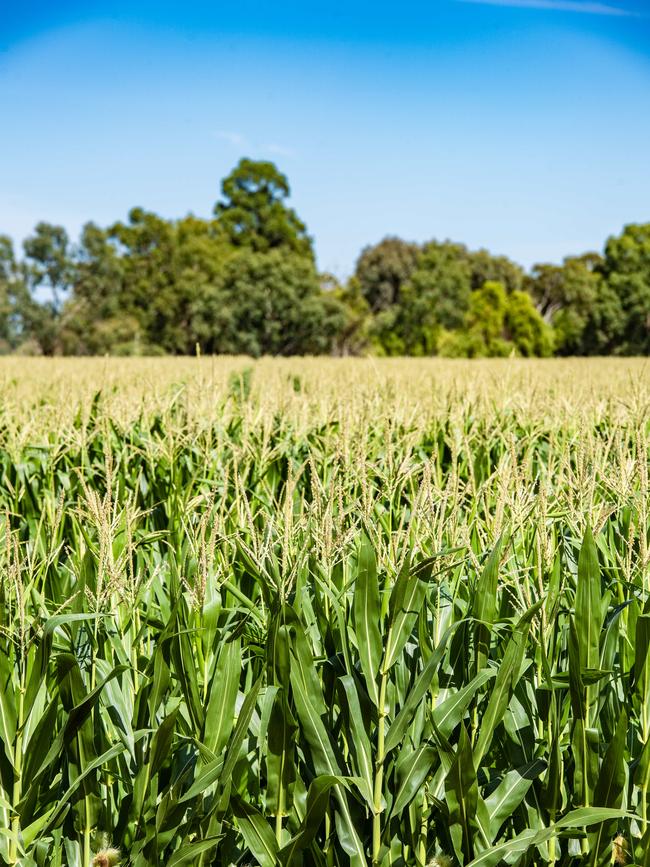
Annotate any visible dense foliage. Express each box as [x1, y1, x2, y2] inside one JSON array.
[[1, 159, 649, 356], [0, 358, 648, 867]]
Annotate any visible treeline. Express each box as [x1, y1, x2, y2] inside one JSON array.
[[1, 158, 648, 356]]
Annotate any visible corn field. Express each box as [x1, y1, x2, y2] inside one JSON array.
[[0, 357, 649, 867]]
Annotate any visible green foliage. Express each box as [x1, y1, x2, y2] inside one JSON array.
[[468, 248, 525, 294], [354, 236, 421, 312], [527, 255, 624, 355], [370, 280, 440, 356], [527, 224, 650, 357], [55, 206, 341, 356], [22, 222, 72, 311], [439, 281, 552, 357], [192, 249, 346, 356], [330, 277, 374, 356], [602, 223, 650, 354], [214, 158, 313, 259], [405, 242, 525, 332], [1, 162, 648, 357], [408, 241, 475, 330], [506, 290, 554, 357], [0, 236, 35, 352], [359, 242, 536, 357], [35, 162, 341, 356], [0, 374, 647, 865]]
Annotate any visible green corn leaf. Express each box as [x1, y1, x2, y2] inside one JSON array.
[[432, 668, 496, 740], [634, 614, 650, 703], [466, 809, 639, 867], [278, 775, 351, 865], [385, 623, 455, 754], [575, 526, 603, 673], [391, 743, 438, 817], [338, 675, 374, 808], [149, 709, 178, 778], [382, 561, 430, 673], [0, 651, 17, 767], [204, 636, 241, 755], [37, 743, 126, 838], [572, 721, 600, 809], [266, 687, 297, 814], [588, 708, 628, 866], [485, 758, 547, 841], [216, 674, 263, 799], [353, 534, 382, 706], [445, 723, 479, 864], [166, 836, 223, 866], [232, 795, 279, 867], [472, 536, 505, 675], [474, 600, 543, 766]]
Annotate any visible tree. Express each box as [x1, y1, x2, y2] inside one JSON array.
[[5, 160, 647, 358], [192, 249, 345, 356], [56, 212, 233, 354], [602, 223, 650, 355], [370, 281, 440, 356], [438, 281, 552, 357], [0, 236, 35, 352], [17, 223, 74, 353], [505, 290, 553, 357], [214, 159, 313, 259], [406, 241, 473, 330], [22, 222, 71, 312], [109, 209, 209, 353], [399, 242, 524, 332], [528, 255, 624, 355], [363, 241, 532, 355], [468, 249, 524, 294], [325, 276, 373, 357], [354, 237, 421, 312], [453, 280, 512, 356]]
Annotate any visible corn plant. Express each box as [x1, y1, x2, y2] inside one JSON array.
[[0, 358, 648, 866]]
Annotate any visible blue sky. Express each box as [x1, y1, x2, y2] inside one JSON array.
[[1, 1, 649, 276]]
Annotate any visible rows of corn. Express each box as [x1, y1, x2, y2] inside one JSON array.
[[0, 358, 649, 867]]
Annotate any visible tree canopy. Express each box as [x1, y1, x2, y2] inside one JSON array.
[[0, 159, 647, 357], [214, 158, 313, 259]]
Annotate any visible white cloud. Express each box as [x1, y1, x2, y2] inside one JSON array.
[[457, 0, 633, 15], [214, 130, 250, 148], [213, 131, 297, 159], [265, 143, 297, 158]]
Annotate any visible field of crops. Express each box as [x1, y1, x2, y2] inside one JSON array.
[[0, 357, 649, 867]]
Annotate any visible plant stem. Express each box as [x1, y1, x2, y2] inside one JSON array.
[[372, 670, 388, 866], [275, 774, 285, 847], [417, 789, 428, 866], [83, 813, 92, 867], [325, 808, 334, 867], [548, 815, 557, 865], [9, 684, 25, 865]]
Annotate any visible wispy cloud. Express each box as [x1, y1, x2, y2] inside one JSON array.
[[457, 0, 633, 15], [213, 131, 297, 159], [214, 130, 251, 148], [265, 143, 297, 158]]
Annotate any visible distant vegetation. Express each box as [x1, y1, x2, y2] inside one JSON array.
[[1, 158, 648, 356]]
